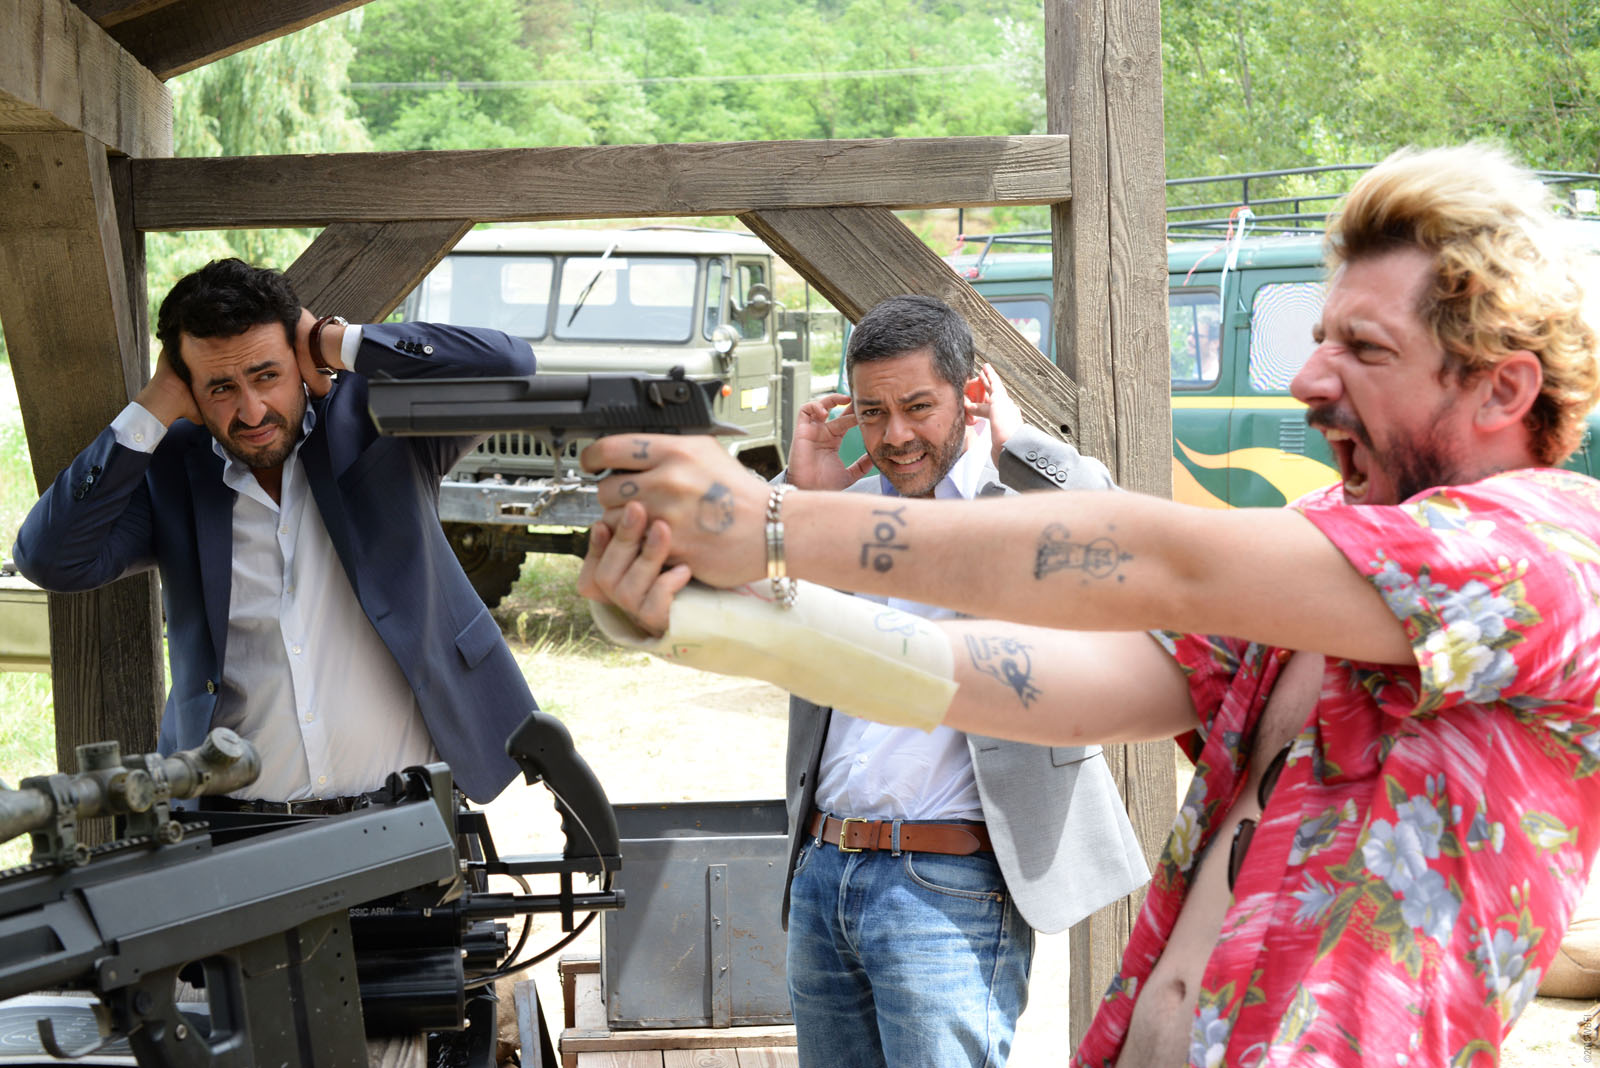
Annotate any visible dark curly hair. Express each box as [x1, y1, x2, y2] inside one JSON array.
[[846, 294, 976, 392], [155, 259, 300, 384]]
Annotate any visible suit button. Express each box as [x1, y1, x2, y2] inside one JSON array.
[[422, 344, 434, 355], [89, 465, 102, 476], [1026, 450, 1038, 461], [72, 484, 88, 500], [1035, 458, 1048, 469], [1047, 465, 1058, 476], [1055, 471, 1069, 483], [205, 680, 216, 694]]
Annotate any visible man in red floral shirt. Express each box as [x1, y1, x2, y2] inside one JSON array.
[[579, 144, 1600, 1067]]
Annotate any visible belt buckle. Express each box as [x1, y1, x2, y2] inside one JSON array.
[[837, 816, 867, 853]]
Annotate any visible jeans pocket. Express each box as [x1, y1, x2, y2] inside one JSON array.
[[902, 851, 1005, 903], [792, 841, 815, 878]]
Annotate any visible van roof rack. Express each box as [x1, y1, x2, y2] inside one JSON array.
[[954, 165, 1600, 261]]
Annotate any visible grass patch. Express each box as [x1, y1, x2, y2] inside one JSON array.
[[491, 553, 609, 656], [0, 670, 55, 867]]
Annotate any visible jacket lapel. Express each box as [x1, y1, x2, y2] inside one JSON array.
[[298, 392, 361, 595], [185, 442, 233, 667]]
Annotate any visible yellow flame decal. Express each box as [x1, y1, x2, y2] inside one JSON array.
[[1175, 439, 1339, 503], [1172, 457, 1229, 509]]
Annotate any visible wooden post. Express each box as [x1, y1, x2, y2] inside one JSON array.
[[1045, 0, 1174, 1050], [284, 220, 473, 322], [0, 131, 164, 768], [741, 206, 1078, 439]]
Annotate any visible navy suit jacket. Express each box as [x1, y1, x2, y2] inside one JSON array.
[[13, 322, 538, 801]]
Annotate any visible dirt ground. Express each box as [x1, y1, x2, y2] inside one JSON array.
[[484, 642, 1595, 1066]]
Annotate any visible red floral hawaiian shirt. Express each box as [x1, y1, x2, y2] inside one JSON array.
[[1075, 469, 1600, 1068]]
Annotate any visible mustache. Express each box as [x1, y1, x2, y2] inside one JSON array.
[[1305, 405, 1373, 451], [228, 412, 288, 437]]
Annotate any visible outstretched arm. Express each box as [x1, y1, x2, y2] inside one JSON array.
[[580, 501, 1199, 745], [581, 435, 1411, 665]]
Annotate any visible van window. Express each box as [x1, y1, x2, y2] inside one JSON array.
[[1248, 281, 1326, 393], [418, 255, 554, 339], [703, 262, 725, 338], [1168, 288, 1222, 388], [989, 297, 1051, 353], [556, 255, 697, 342], [734, 262, 768, 340]]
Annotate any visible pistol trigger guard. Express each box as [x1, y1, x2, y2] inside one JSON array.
[[37, 1010, 116, 1061]]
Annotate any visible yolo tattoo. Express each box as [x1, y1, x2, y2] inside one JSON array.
[[965, 635, 1041, 707], [1034, 523, 1132, 582], [859, 506, 909, 572], [696, 482, 735, 533]]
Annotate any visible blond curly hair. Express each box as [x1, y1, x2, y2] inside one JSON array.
[[1326, 145, 1599, 465]]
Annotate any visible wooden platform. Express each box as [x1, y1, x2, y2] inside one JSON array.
[[530, 954, 798, 1068]]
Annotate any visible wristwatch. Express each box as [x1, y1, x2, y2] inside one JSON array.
[[308, 314, 348, 375]]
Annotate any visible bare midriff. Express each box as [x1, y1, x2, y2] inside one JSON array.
[[1113, 651, 1325, 1068]]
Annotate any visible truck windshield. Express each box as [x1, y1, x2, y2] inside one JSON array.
[[412, 255, 555, 340], [556, 255, 698, 343]]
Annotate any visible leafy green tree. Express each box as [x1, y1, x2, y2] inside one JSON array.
[[148, 14, 370, 314]]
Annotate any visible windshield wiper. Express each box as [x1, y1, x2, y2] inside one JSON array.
[[565, 241, 618, 329]]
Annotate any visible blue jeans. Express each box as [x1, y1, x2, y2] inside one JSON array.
[[786, 835, 1034, 1068]]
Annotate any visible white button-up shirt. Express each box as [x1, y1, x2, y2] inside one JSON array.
[[811, 421, 994, 822]]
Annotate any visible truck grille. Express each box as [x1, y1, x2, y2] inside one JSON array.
[[474, 434, 584, 460]]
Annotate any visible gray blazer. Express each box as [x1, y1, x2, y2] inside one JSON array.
[[781, 427, 1150, 934]]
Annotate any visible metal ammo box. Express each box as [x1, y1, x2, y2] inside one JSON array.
[[602, 800, 791, 1030]]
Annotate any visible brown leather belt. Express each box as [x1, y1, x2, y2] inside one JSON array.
[[808, 811, 992, 855]]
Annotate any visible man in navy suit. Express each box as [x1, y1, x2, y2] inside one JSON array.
[[14, 258, 537, 807]]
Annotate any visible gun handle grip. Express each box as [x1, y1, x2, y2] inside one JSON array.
[[505, 712, 620, 860]]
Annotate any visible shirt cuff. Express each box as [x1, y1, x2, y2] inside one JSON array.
[[340, 324, 364, 370], [111, 402, 168, 453]]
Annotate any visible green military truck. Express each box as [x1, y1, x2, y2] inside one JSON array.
[[399, 227, 818, 606], [938, 166, 1600, 509]]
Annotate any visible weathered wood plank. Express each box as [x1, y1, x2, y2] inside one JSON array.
[[72, 0, 177, 27], [576, 1054, 662, 1068], [1047, 0, 1174, 1051], [1, 0, 172, 158], [734, 1051, 796, 1068], [96, 0, 369, 81], [0, 131, 163, 770], [561, 1027, 795, 1054], [741, 206, 1079, 443], [129, 136, 1072, 231], [662, 1051, 736, 1068], [284, 220, 472, 323]]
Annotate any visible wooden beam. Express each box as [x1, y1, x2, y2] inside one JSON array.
[[1047, 0, 1174, 1051], [73, 0, 182, 28], [130, 136, 1072, 231], [742, 206, 1079, 442], [1, 0, 172, 158], [0, 131, 164, 769], [284, 219, 473, 323], [93, 0, 369, 81]]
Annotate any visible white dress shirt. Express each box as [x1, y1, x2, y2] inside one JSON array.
[[111, 327, 438, 799], [811, 420, 994, 822]]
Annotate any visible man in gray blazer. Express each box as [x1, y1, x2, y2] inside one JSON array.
[[774, 296, 1148, 1067]]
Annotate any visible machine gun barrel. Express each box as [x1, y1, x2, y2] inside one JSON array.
[[0, 729, 260, 861]]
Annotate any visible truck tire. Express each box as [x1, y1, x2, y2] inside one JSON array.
[[445, 523, 524, 609]]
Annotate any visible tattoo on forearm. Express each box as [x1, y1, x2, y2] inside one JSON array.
[[696, 482, 735, 533], [965, 635, 1041, 707], [618, 480, 639, 499], [1033, 523, 1132, 582], [631, 439, 651, 461], [859, 506, 909, 572]]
